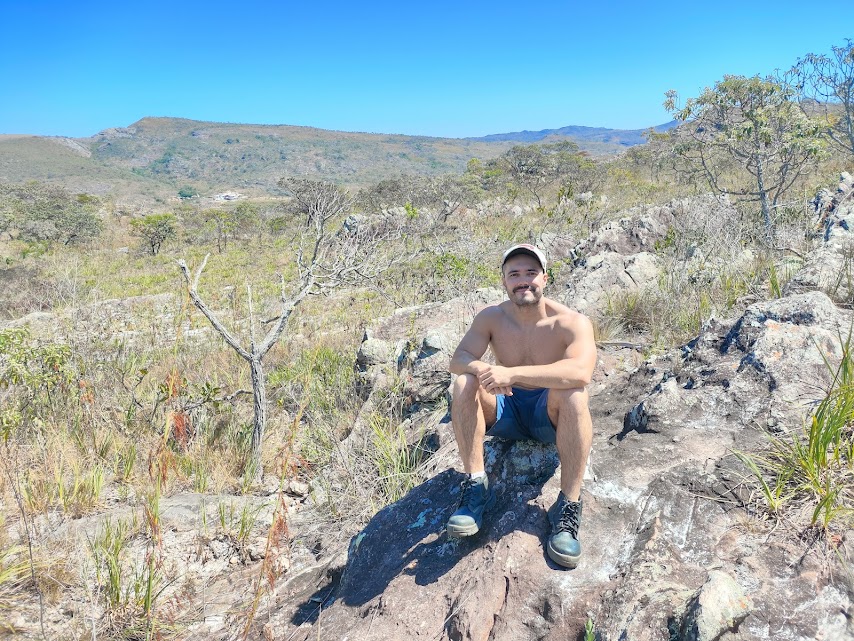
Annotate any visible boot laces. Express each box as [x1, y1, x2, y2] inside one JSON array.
[[459, 478, 480, 506], [557, 501, 580, 537]]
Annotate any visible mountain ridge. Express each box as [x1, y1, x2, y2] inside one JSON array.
[[0, 117, 669, 203], [466, 120, 678, 144]]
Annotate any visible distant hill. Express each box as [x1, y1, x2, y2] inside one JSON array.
[[467, 121, 678, 146], [0, 117, 669, 204]]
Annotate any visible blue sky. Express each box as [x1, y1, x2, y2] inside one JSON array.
[[1, 1, 851, 138]]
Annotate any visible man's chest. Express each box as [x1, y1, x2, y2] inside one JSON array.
[[490, 324, 568, 366]]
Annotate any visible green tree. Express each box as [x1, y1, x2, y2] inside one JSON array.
[[665, 75, 826, 239], [0, 182, 102, 245], [356, 175, 432, 213], [130, 213, 177, 256], [200, 208, 238, 253], [178, 186, 198, 199], [233, 201, 262, 240], [792, 39, 854, 157], [461, 157, 506, 199], [499, 141, 585, 208]]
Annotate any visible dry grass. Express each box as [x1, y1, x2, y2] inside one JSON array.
[[0, 135, 851, 637]]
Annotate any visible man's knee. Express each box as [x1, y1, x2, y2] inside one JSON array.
[[548, 387, 589, 420], [452, 373, 481, 404]]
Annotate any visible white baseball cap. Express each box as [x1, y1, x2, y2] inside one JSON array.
[[501, 243, 547, 271]]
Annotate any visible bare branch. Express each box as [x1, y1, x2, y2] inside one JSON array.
[[177, 256, 252, 361], [247, 284, 256, 350], [258, 272, 315, 358]]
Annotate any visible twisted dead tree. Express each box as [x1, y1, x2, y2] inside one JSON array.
[[179, 178, 409, 476]]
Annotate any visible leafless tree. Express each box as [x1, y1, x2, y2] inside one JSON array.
[[792, 39, 854, 158], [179, 179, 410, 476]]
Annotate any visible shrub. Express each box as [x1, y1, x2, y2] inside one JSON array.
[[129, 213, 177, 256], [0, 181, 102, 245]]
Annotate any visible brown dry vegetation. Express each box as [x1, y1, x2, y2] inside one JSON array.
[[2, 63, 854, 636]]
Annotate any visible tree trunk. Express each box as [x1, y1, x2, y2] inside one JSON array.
[[844, 107, 854, 156], [756, 157, 772, 243], [249, 356, 267, 477]]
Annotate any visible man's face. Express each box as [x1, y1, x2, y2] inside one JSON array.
[[502, 254, 547, 307]]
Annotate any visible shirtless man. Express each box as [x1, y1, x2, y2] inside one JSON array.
[[446, 243, 596, 568]]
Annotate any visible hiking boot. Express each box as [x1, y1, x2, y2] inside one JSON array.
[[446, 475, 495, 537], [547, 492, 582, 568]]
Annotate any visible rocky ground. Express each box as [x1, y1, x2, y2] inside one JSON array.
[[252, 176, 854, 641], [5, 176, 854, 640]]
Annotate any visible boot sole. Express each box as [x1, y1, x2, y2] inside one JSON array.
[[446, 522, 480, 538], [547, 542, 580, 569], [446, 493, 496, 538]]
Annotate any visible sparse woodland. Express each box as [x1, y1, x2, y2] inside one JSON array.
[[1, 40, 853, 640]]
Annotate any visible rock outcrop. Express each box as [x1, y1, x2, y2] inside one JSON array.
[[556, 195, 746, 316], [787, 172, 854, 303], [623, 291, 851, 442], [253, 191, 854, 641]]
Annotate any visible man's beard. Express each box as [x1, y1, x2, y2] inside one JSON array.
[[510, 286, 541, 307]]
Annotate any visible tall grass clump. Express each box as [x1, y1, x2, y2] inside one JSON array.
[[736, 330, 854, 533], [0, 545, 34, 629], [368, 414, 424, 507], [269, 343, 361, 470], [87, 514, 175, 639]]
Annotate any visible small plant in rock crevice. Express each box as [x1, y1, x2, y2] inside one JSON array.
[[215, 500, 265, 561], [735, 329, 854, 534]]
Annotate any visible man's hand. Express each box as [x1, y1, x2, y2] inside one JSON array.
[[478, 365, 514, 396]]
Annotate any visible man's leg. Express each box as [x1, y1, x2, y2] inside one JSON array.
[[546, 387, 592, 501], [447, 373, 498, 537], [545, 387, 591, 568], [451, 373, 497, 474]]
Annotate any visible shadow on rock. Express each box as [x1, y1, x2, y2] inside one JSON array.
[[290, 577, 338, 626], [290, 438, 559, 619]]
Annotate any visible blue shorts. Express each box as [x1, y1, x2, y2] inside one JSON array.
[[487, 387, 556, 444]]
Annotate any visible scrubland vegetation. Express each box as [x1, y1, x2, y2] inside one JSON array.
[[0, 39, 853, 639]]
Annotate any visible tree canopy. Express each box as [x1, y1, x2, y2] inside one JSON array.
[[130, 213, 177, 256], [0, 181, 102, 245], [665, 75, 826, 238], [792, 39, 854, 158]]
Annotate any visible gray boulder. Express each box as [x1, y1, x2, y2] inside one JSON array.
[[676, 570, 753, 641], [788, 173, 854, 303], [561, 251, 662, 314]]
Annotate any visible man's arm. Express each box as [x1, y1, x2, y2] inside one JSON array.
[[449, 308, 493, 376], [477, 313, 596, 392], [449, 308, 514, 396]]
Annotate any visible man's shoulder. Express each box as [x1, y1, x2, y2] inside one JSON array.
[[544, 298, 592, 330], [476, 301, 511, 319], [544, 297, 581, 318]]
